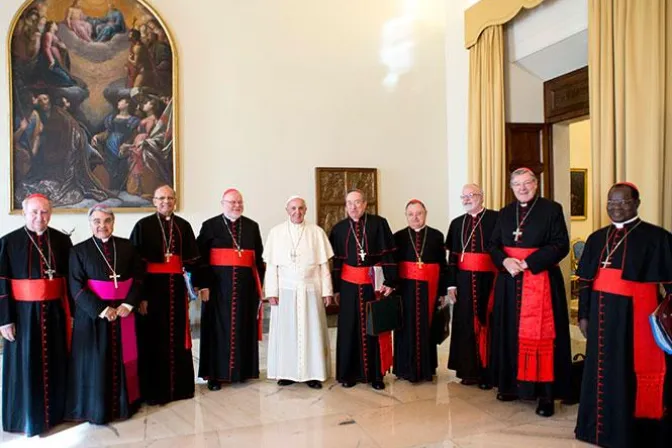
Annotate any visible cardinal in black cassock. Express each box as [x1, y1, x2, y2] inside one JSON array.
[[575, 183, 672, 448], [66, 206, 144, 425], [445, 185, 498, 388], [393, 199, 448, 383], [329, 190, 397, 390], [130, 186, 203, 405], [197, 189, 265, 390], [0, 194, 72, 436], [488, 168, 571, 417]]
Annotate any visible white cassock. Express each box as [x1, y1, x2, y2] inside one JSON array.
[[263, 220, 334, 381]]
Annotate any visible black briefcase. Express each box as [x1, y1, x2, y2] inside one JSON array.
[[431, 304, 451, 345], [562, 353, 585, 405], [366, 295, 403, 336]]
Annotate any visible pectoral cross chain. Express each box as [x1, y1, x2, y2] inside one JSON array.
[[109, 273, 120, 289]]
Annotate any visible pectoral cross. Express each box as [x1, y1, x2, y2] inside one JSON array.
[[237, 248, 243, 258], [290, 250, 297, 263], [460, 252, 465, 262], [358, 249, 367, 261], [109, 272, 120, 289], [601, 258, 612, 268], [416, 257, 424, 269], [45, 268, 55, 280], [512, 228, 523, 242], [165, 252, 172, 262]]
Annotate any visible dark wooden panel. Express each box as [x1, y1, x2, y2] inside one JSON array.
[[544, 66, 589, 124], [505, 123, 553, 203]]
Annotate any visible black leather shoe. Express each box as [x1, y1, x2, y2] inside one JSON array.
[[371, 380, 386, 390], [535, 399, 555, 417], [306, 380, 322, 389], [460, 378, 479, 386], [496, 393, 517, 402], [277, 379, 295, 386], [478, 383, 493, 390], [207, 380, 221, 391], [341, 381, 356, 388]]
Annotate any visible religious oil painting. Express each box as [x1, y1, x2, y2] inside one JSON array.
[[8, 0, 177, 212], [315, 167, 378, 236], [570, 168, 587, 220]]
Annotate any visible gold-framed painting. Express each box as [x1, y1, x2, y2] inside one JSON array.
[[315, 167, 378, 236], [8, 0, 178, 213], [570, 168, 587, 220]]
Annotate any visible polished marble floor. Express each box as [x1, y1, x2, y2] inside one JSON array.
[[0, 329, 592, 448]]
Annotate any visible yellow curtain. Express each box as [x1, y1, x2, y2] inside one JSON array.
[[589, 0, 672, 228], [468, 25, 506, 210]]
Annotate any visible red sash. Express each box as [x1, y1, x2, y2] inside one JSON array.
[[146, 255, 183, 274], [341, 264, 393, 376], [456, 252, 498, 367], [10, 278, 72, 351], [87, 279, 140, 404], [210, 248, 264, 341], [593, 267, 666, 419], [398, 261, 440, 323], [504, 246, 555, 382], [146, 255, 192, 350]]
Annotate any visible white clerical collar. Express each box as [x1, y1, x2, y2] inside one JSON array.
[[224, 213, 239, 222], [469, 207, 484, 217], [158, 212, 172, 221], [612, 215, 639, 229], [412, 225, 426, 233], [289, 219, 305, 228], [101, 237, 111, 243]]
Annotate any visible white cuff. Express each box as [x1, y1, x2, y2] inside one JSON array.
[[120, 303, 133, 312], [448, 286, 457, 291], [0, 323, 14, 330], [99, 306, 110, 318]]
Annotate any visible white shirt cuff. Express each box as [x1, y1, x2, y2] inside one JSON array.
[[448, 286, 457, 291], [99, 306, 110, 318], [0, 323, 14, 330], [120, 303, 133, 312]]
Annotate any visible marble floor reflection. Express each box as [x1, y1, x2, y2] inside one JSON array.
[[0, 329, 592, 448]]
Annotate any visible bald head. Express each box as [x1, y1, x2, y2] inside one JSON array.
[[153, 185, 176, 216], [23, 195, 52, 234]]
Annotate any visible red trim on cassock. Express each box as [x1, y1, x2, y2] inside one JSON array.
[[457, 252, 498, 368], [503, 246, 555, 382], [210, 248, 264, 341], [341, 264, 393, 376], [592, 267, 666, 419]]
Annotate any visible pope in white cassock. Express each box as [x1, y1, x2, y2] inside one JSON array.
[[263, 196, 334, 389]]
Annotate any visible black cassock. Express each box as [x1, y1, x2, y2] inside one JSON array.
[[488, 197, 571, 400], [0, 227, 72, 436], [393, 226, 448, 382], [197, 215, 265, 383], [329, 213, 398, 384], [65, 236, 144, 424], [446, 209, 498, 383], [575, 219, 672, 448], [130, 213, 203, 405]]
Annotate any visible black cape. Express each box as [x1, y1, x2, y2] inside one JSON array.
[[65, 236, 144, 424], [575, 219, 672, 448], [393, 226, 448, 382], [445, 209, 498, 383], [329, 213, 398, 384], [0, 227, 72, 436], [130, 213, 203, 405], [196, 215, 265, 383], [488, 197, 571, 400]]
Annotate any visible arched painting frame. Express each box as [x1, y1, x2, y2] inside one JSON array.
[[7, 0, 178, 213]]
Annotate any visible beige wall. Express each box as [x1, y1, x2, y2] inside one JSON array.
[[0, 0, 464, 242], [569, 119, 592, 240]]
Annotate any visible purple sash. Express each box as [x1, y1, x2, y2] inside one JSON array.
[[87, 279, 140, 404]]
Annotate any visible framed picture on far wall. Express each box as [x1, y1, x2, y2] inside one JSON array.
[[8, 0, 177, 213], [570, 168, 588, 220]]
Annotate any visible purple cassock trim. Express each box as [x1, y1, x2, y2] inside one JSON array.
[[87, 279, 140, 403]]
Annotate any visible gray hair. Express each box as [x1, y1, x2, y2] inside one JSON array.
[[346, 188, 367, 202], [21, 194, 51, 211], [88, 205, 115, 221], [462, 183, 484, 196], [510, 168, 537, 184]]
